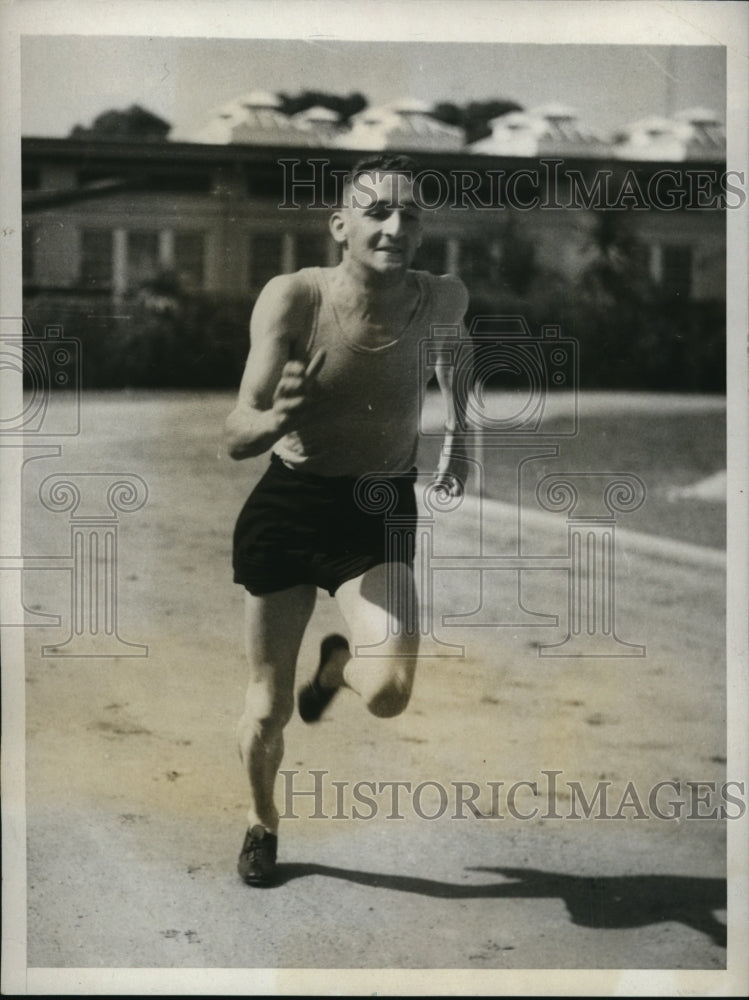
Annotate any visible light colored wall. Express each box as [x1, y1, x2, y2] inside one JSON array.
[[24, 159, 726, 302]]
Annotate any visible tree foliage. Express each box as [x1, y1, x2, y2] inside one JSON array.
[[277, 90, 368, 123], [432, 99, 523, 143], [69, 104, 171, 141]]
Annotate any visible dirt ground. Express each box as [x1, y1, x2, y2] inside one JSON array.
[[8, 391, 744, 994]]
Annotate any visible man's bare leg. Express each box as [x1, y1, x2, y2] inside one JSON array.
[[237, 584, 317, 833], [317, 561, 419, 718]]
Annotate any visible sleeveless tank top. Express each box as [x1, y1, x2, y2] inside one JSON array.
[[273, 266, 437, 477]]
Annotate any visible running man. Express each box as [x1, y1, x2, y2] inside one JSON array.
[[225, 155, 469, 886]]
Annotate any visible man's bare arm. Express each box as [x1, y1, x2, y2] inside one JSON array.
[[432, 275, 471, 497], [225, 274, 323, 460]]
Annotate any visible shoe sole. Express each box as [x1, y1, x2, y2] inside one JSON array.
[[298, 634, 349, 723]]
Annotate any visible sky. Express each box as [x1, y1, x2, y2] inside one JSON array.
[[20, 35, 726, 140]]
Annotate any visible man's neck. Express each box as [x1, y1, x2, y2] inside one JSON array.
[[336, 256, 409, 299]]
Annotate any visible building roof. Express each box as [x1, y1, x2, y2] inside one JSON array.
[[385, 97, 434, 114], [171, 90, 308, 146], [236, 90, 283, 109], [472, 106, 607, 157], [293, 105, 341, 124], [341, 101, 464, 151], [171, 91, 351, 147], [612, 109, 725, 161], [153, 91, 728, 160], [674, 107, 726, 160]]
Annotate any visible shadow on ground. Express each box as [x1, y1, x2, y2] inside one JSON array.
[[274, 863, 726, 949]]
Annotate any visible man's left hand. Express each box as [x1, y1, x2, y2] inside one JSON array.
[[432, 471, 465, 499], [432, 442, 471, 499]]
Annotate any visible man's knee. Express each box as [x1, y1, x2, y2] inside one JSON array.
[[239, 679, 294, 737], [362, 667, 414, 719]]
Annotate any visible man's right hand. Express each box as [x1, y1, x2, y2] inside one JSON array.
[[225, 274, 322, 460], [271, 349, 326, 431]]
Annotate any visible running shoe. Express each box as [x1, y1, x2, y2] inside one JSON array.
[[237, 825, 278, 886], [298, 633, 349, 723]]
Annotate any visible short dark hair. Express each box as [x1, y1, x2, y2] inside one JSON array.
[[348, 153, 420, 178], [339, 154, 421, 208]]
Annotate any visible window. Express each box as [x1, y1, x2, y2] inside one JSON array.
[[127, 231, 160, 288], [248, 233, 284, 291], [295, 232, 330, 270], [80, 229, 113, 289], [661, 244, 692, 299], [174, 232, 205, 290]]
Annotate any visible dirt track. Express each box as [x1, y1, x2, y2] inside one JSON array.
[[16, 392, 733, 986]]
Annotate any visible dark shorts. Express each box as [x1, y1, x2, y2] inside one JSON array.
[[233, 454, 418, 596]]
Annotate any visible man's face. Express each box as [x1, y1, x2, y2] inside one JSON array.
[[333, 171, 423, 275]]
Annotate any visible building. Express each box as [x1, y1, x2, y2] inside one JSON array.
[[169, 90, 315, 146], [343, 98, 465, 151], [21, 96, 727, 307], [471, 104, 608, 158], [612, 107, 726, 161]]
